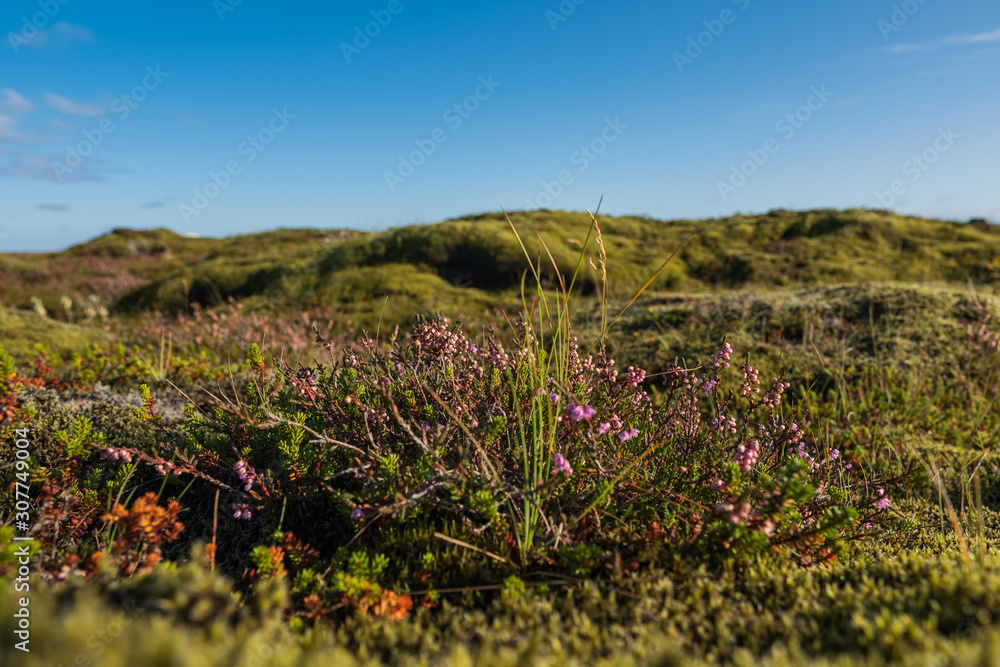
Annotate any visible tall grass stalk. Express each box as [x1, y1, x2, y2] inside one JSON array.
[[498, 203, 692, 560]]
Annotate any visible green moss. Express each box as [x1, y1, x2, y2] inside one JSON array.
[[0, 307, 107, 358]]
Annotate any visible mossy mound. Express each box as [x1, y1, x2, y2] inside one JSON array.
[[91, 209, 999, 317], [607, 281, 998, 389], [0, 307, 108, 358]]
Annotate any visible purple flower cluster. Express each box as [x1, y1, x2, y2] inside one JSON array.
[[233, 459, 256, 492], [710, 416, 737, 435], [232, 503, 252, 520], [625, 366, 646, 388], [101, 447, 133, 463], [738, 365, 760, 398], [565, 402, 596, 422], [715, 500, 751, 525], [706, 342, 733, 370], [734, 439, 760, 472], [875, 488, 890, 510], [762, 378, 791, 409], [412, 317, 465, 359], [151, 459, 175, 476], [552, 452, 573, 477], [618, 427, 639, 442]]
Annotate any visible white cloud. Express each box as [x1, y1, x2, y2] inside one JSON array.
[[18, 21, 94, 49], [885, 26, 1000, 54], [0, 88, 34, 115], [0, 113, 59, 144], [51, 22, 93, 43], [42, 91, 103, 116]]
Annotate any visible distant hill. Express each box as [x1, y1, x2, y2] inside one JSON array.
[[2, 209, 997, 321]]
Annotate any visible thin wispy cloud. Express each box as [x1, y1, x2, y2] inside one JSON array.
[[885, 26, 1000, 54], [0, 146, 103, 182], [18, 21, 94, 49], [0, 114, 59, 144], [42, 91, 103, 117], [50, 118, 76, 132], [52, 22, 93, 43], [0, 88, 34, 115]]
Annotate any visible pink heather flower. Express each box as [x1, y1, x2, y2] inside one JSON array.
[[715, 501, 751, 525], [815, 483, 825, 496], [711, 416, 738, 435], [875, 489, 890, 510], [734, 440, 760, 472], [830, 449, 840, 460], [865, 522, 873, 530], [566, 402, 597, 422], [625, 366, 646, 388], [738, 365, 761, 397], [232, 504, 252, 521], [598, 422, 611, 435], [618, 427, 639, 442], [350, 507, 364, 521], [706, 343, 733, 369], [611, 415, 623, 430], [549, 392, 560, 403], [552, 452, 573, 477], [702, 378, 719, 395], [470, 419, 478, 428], [710, 478, 725, 491]]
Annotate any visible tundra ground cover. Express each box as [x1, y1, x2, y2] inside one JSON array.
[[3, 210, 1000, 665]]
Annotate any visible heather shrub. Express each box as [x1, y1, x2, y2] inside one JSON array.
[[150, 213, 900, 594]]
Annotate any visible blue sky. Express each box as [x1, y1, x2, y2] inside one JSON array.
[[1, 0, 998, 251]]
